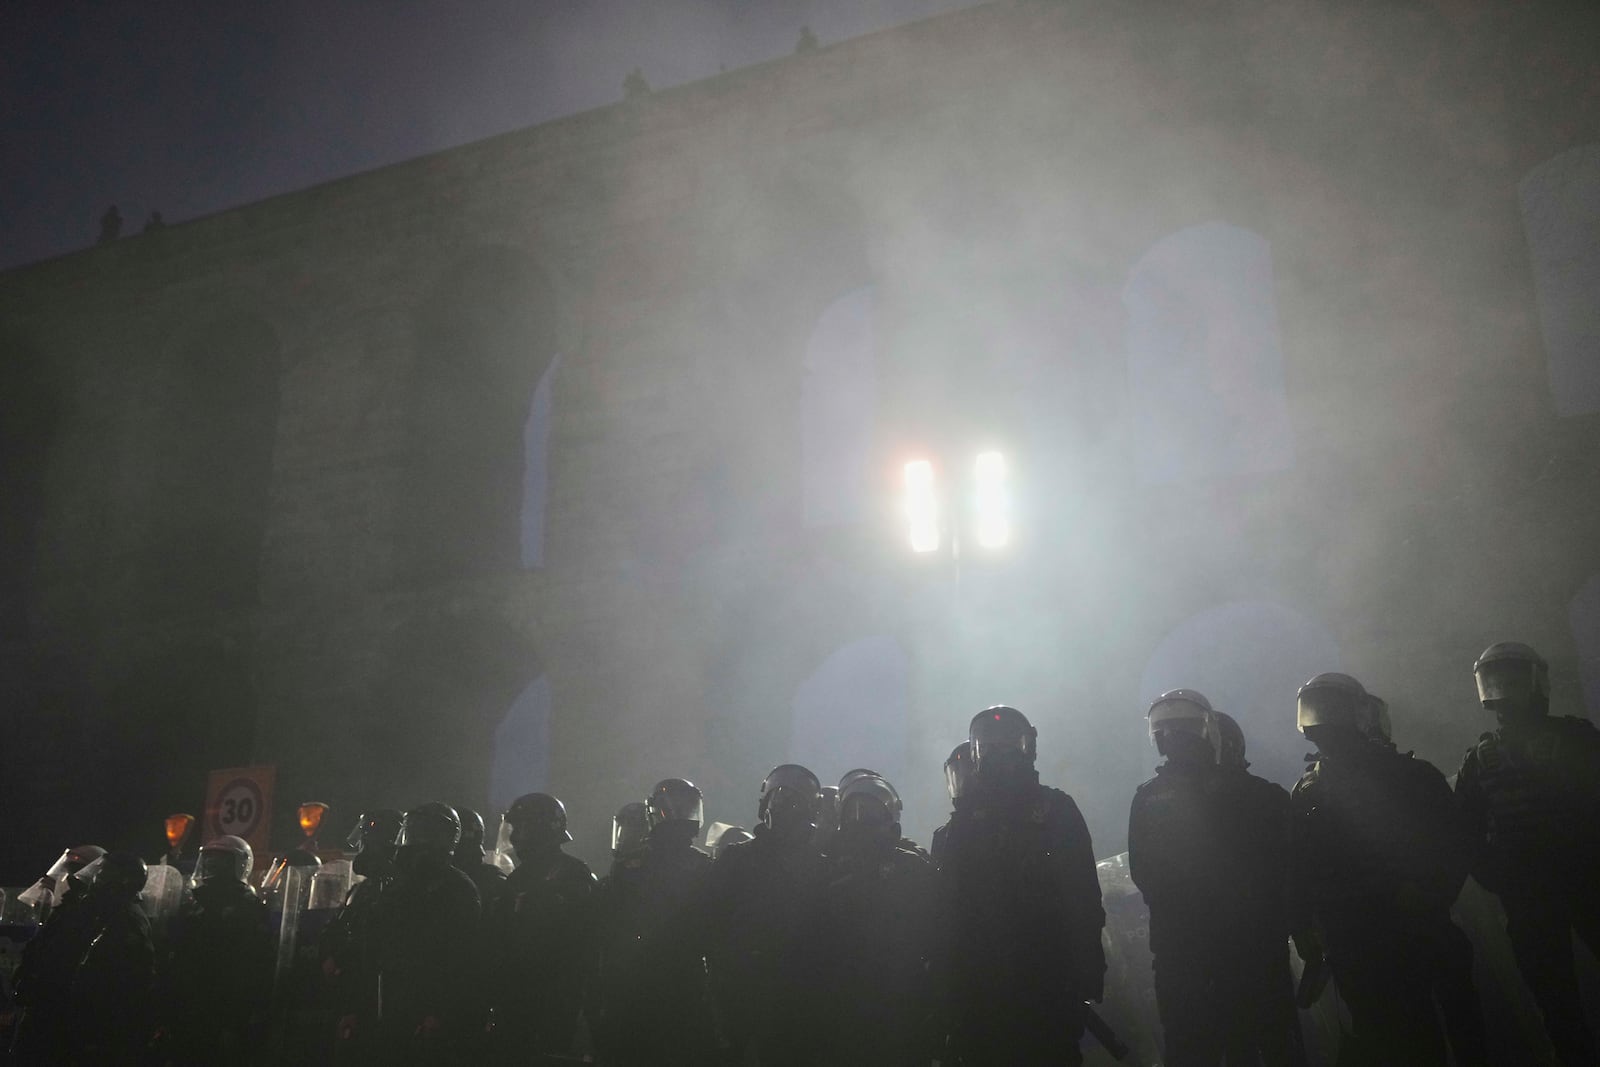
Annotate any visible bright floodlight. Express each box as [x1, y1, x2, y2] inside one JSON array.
[[904, 460, 940, 553], [974, 451, 1010, 549]]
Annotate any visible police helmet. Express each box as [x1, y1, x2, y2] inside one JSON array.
[[95, 852, 149, 902], [944, 741, 974, 801], [758, 764, 822, 834], [611, 801, 649, 855], [400, 802, 462, 852], [347, 809, 403, 851], [1473, 642, 1550, 711], [507, 792, 573, 843], [1296, 673, 1372, 735], [194, 835, 254, 887], [838, 773, 903, 833], [1214, 711, 1247, 769], [647, 778, 705, 831], [456, 808, 487, 852], [968, 706, 1037, 773], [1147, 689, 1223, 763]]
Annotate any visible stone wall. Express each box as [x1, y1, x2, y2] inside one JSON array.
[[1, 0, 1597, 874]]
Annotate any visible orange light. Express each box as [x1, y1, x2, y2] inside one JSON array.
[[297, 802, 329, 837], [164, 813, 195, 850]]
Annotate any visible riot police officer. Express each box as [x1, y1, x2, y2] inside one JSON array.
[[14, 851, 154, 1063], [1130, 693, 1305, 1067], [485, 791, 597, 1059], [706, 763, 828, 1067], [930, 741, 972, 864], [935, 706, 1105, 1065], [1455, 642, 1600, 1066], [159, 835, 273, 1064], [361, 802, 481, 1064], [452, 807, 508, 912], [592, 778, 716, 1065], [816, 772, 938, 1066], [608, 800, 650, 873], [1292, 672, 1477, 1066], [323, 808, 403, 1057]]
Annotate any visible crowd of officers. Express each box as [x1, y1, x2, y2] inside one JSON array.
[[7, 639, 1600, 1066]]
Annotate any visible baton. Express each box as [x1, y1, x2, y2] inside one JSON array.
[[1083, 1003, 1131, 1061]]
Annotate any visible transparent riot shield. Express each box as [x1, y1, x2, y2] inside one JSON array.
[[1089, 852, 1161, 1067], [309, 859, 353, 912], [486, 814, 515, 874], [141, 864, 185, 927], [271, 864, 313, 993]]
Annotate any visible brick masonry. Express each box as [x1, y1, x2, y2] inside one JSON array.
[[0, 1, 1597, 875]]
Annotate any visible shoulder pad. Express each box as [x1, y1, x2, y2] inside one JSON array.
[[1556, 716, 1600, 734]]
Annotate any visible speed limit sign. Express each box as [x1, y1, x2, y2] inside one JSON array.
[[204, 765, 276, 857]]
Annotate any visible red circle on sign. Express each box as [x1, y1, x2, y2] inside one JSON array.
[[214, 778, 265, 839]]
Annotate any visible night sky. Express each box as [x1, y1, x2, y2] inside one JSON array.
[[2, 0, 984, 272]]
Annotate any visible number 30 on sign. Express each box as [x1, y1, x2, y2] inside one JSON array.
[[204, 765, 276, 858]]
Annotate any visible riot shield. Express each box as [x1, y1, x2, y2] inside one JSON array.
[[310, 860, 354, 912], [271, 863, 314, 993], [1088, 852, 1162, 1067], [140, 863, 186, 932], [486, 814, 515, 874]]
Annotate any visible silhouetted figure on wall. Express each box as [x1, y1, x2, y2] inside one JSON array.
[[623, 67, 651, 100], [1456, 642, 1600, 1067], [1129, 692, 1305, 1067], [143, 210, 165, 232], [936, 706, 1106, 1066], [97, 204, 122, 244], [796, 26, 820, 54]]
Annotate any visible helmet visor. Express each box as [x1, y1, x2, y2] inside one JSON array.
[[650, 793, 705, 829], [1476, 659, 1537, 705], [971, 733, 1034, 768], [194, 849, 245, 887], [944, 759, 971, 802], [763, 784, 819, 830], [1297, 686, 1365, 731], [1150, 716, 1210, 742]]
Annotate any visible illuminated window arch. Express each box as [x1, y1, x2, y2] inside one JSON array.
[[789, 634, 909, 788], [1520, 143, 1600, 415], [371, 613, 542, 813], [490, 674, 552, 817], [407, 248, 560, 580], [521, 355, 560, 569], [802, 286, 877, 528], [1571, 575, 1600, 715], [1139, 600, 1340, 787], [1124, 222, 1295, 483]]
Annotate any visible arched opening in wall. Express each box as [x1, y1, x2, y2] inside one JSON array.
[[0, 329, 61, 640], [407, 248, 561, 582], [789, 635, 910, 791], [153, 315, 282, 610], [802, 286, 877, 529], [1123, 222, 1295, 484], [1139, 600, 1340, 788], [91, 640, 258, 854], [1520, 143, 1600, 416], [489, 674, 552, 817], [1571, 575, 1600, 715], [368, 613, 540, 815]]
